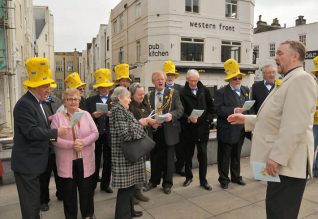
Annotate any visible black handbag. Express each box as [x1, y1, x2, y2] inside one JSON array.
[[121, 135, 155, 163]]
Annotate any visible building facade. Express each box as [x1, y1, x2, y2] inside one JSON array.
[[54, 51, 81, 97], [33, 6, 54, 72], [254, 16, 318, 80], [0, 0, 35, 130], [110, 0, 256, 92]]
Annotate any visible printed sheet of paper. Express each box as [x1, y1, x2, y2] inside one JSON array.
[[155, 114, 168, 124], [69, 112, 84, 127], [96, 103, 108, 113], [190, 109, 204, 117], [252, 162, 281, 182], [242, 100, 255, 111]]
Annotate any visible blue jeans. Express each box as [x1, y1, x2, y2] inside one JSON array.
[[313, 125, 318, 173]]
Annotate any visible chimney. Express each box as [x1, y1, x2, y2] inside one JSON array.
[[296, 15, 306, 26], [256, 14, 267, 28], [271, 18, 281, 27]]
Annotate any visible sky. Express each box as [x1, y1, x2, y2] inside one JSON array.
[[33, 0, 318, 52]]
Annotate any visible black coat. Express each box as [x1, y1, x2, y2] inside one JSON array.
[[251, 80, 274, 114], [86, 94, 110, 135], [180, 81, 215, 142], [214, 84, 250, 144], [11, 91, 58, 174]]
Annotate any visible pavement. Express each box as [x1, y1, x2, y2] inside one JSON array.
[[2, 157, 318, 219]]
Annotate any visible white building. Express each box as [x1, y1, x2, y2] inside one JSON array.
[[111, 0, 256, 92], [254, 16, 318, 80], [33, 6, 54, 73]]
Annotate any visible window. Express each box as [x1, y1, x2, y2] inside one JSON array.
[[185, 0, 199, 13], [181, 37, 204, 61], [119, 47, 124, 63], [225, 0, 237, 18], [113, 19, 118, 34], [221, 41, 241, 63], [253, 45, 259, 64], [56, 79, 63, 91], [136, 41, 141, 62], [107, 36, 109, 51], [269, 43, 275, 57], [55, 61, 63, 72], [119, 13, 124, 31], [299, 34, 306, 46], [135, 3, 141, 19], [66, 61, 73, 72]]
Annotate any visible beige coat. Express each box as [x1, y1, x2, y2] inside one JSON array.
[[245, 67, 318, 179]]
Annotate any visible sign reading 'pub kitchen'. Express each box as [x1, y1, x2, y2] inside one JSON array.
[[189, 21, 235, 32]]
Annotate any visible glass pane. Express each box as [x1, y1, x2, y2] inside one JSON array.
[[232, 42, 241, 46], [193, 0, 199, 13], [225, 5, 231, 17], [221, 45, 230, 62], [222, 41, 231, 45], [232, 5, 237, 18], [185, 0, 191, 12], [181, 37, 192, 42], [194, 39, 204, 42]]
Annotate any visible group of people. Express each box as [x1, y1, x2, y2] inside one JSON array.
[[11, 40, 318, 219]]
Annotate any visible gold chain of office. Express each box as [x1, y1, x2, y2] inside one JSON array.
[[147, 89, 174, 114]]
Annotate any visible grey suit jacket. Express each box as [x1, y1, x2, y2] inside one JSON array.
[[145, 88, 184, 145]]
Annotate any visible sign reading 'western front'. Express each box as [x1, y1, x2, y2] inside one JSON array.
[[189, 21, 235, 32], [149, 44, 169, 57]]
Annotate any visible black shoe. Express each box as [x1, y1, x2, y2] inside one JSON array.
[[101, 186, 113, 193], [220, 183, 229, 189], [131, 210, 143, 217], [183, 178, 192, 187], [200, 183, 212, 191], [40, 203, 49, 211], [232, 179, 246, 186], [143, 182, 157, 192], [163, 187, 171, 194]]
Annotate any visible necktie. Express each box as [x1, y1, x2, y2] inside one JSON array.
[[156, 92, 162, 115]]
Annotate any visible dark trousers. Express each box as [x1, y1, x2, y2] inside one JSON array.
[[93, 133, 111, 190], [266, 175, 307, 219], [40, 153, 62, 203], [60, 159, 94, 219], [217, 133, 245, 184], [174, 134, 185, 172], [14, 172, 41, 219], [184, 139, 208, 185], [115, 185, 135, 219], [150, 128, 175, 188]]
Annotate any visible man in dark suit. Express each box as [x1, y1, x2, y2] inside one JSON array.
[[39, 86, 63, 211], [163, 60, 185, 176], [214, 58, 250, 189], [86, 68, 114, 193], [180, 69, 215, 190], [11, 57, 67, 219], [251, 64, 277, 114], [144, 71, 184, 194]]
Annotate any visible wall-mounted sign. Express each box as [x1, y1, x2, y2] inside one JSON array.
[[189, 21, 235, 32], [305, 50, 318, 59], [149, 44, 169, 57]]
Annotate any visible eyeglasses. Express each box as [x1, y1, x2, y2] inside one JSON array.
[[77, 88, 85, 91], [231, 77, 242, 81], [66, 98, 80, 102]]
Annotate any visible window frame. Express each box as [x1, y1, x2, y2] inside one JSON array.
[[185, 0, 199, 13], [180, 37, 204, 62], [221, 40, 241, 63], [225, 0, 238, 19], [269, 43, 275, 57]]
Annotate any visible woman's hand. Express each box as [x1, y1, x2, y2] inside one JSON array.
[[74, 139, 83, 152], [139, 118, 148, 126]]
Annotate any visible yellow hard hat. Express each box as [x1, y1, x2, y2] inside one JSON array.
[[114, 63, 131, 81], [93, 68, 114, 89], [65, 72, 86, 89], [163, 60, 179, 78], [23, 57, 54, 88], [224, 58, 246, 81], [311, 56, 318, 74]]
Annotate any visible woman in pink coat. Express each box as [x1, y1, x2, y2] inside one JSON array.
[[51, 88, 98, 219]]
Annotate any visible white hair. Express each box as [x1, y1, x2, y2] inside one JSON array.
[[186, 69, 200, 79], [111, 86, 130, 102]]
